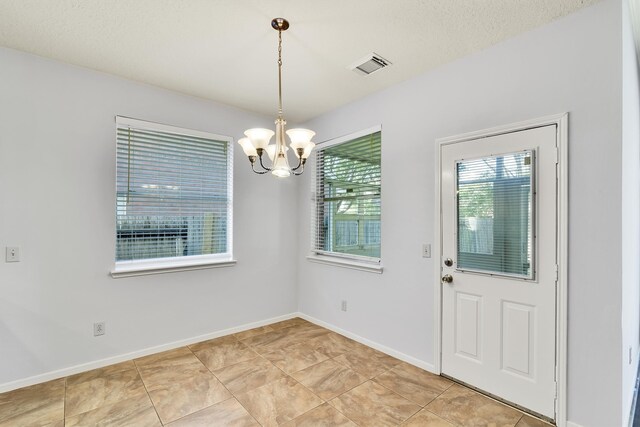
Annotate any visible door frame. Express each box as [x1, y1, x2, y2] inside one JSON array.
[[433, 113, 568, 426]]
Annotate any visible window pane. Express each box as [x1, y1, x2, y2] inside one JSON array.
[[456, 151, 534, 278], [115, 123, 231, 262], [335, 220, 358, 246], [315, 131, 381, 260]]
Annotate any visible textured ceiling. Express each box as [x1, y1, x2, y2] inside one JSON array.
[[0, 0, 598, 123]]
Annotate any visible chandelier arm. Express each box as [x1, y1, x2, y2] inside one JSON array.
[[251, 163, 270, 174], [291, 156, 304, 172], [248, 155, 270, 174], [258, 153, 273, 172], [292, 163, 305, 176]]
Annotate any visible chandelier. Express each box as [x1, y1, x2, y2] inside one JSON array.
[[238, 18, 316, 177]]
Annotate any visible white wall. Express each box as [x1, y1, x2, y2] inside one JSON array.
[[0, 47, 299, 388], [297, 1, 623, 425], [622, 0, 640, 425]]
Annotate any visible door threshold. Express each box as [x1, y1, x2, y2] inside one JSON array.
[[441, 373, 555, 425]]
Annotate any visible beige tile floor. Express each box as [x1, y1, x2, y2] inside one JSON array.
[[0, 318, 554, 426]]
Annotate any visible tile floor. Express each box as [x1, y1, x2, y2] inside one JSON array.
[[0, 318, 553, 426]]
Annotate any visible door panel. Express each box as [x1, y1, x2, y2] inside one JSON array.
[[441, 125, 557, 419], [455, 292, 482, 360], [501, 301, 535, 378]]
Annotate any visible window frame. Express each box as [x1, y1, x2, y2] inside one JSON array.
[[307, 125, 383, 273], [111, 116, 235, 278]]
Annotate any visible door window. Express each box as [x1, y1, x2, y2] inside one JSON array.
[[456, 151, 534, 279]]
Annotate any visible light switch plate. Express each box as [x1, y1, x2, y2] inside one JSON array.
[[5, 247, 20, 262], [422, 244, 431, 258]]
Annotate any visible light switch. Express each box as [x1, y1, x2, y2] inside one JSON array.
[[422, 244, 431, 258], [6, 247, 20, 262]]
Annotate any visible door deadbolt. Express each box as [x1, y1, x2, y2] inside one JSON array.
[[444, 258, 453, 267], [442, 274, 453, 283]]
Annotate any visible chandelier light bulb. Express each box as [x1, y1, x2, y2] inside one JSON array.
[[302, 143, 316, 159], [238, 137, 258, 157], [272, 153, 292, 177], [244, 128, 274, 150]]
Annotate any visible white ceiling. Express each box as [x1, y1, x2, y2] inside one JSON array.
[[0, 0, 598, 123]]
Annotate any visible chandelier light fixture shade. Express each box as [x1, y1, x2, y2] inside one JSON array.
[[238, 18, 316, 177]]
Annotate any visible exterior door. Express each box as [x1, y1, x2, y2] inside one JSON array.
[[440, 125, 557, 419]]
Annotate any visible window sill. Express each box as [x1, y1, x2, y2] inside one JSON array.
[[306, 254, 383, 274], [111, 258, 236, 278]]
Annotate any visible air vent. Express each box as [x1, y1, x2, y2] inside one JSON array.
[[349, 53, 392, 76]]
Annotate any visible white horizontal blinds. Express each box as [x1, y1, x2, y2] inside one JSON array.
[[456, 150, 534, 279], [116, 122, 231, 262], [314, 131, 381, 261]]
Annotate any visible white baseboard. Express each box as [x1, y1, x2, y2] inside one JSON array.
[[296, 312, 436, 373], [566, 422, 585, 427], [0, 312, 297, 394], [3, 311, 450, 394]]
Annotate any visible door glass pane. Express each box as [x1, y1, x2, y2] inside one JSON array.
[[456, 151, 534, 279]]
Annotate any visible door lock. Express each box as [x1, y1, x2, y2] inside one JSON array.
[[444, 258, 453, 267], [442, 274, 453, 284]]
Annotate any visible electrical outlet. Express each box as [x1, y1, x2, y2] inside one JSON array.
[[94, 322, 106, 337], [422, 244, 431, 258], [341, 300, 348, 312], [5, 247, 20, 262]]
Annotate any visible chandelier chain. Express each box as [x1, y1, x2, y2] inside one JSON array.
[[277, 29, 283, 118]]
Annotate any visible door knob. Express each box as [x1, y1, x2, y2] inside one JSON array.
[[442, 274, 453, 284]]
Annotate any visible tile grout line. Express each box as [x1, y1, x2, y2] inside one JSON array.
[[63, 362, 148, 422], [370, 364, 460, 426], [362, 379, 422, 422], [444, 381, 531, 423], [186, 342, 265, 427], [262, 332, 354, 427], [319, 330, 405, 421], [318, 341, 446, 426], [420, 385, 468, 427], [282, 373, 326, 425], [222, 324, 334, 425], [422, 407, 464, 427], [418, 379, 458, 424], [247, 341, 317, 427], [322, 357, 369, 400], [422, 382, 526, 427], [286, 333, 380, 426], [320, 385, 361, 426], [132, 358, 164, 426]]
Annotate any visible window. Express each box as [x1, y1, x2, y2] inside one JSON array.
[[112, 117, 234, 277], [456, 151, 534, 278], [310, 126, 382, 272]]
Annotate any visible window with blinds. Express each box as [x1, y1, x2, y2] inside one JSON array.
[[115, 117, 233, 268], [313, 128, 381, 263], [456, 150, 534, 279]]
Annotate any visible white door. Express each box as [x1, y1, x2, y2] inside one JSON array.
[[440, 125, 557, 419]]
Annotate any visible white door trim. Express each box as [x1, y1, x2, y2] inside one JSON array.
[[433, 113, 568, 426]]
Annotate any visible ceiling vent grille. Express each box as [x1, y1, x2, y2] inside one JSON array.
[[349, 53, 391, 76]]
